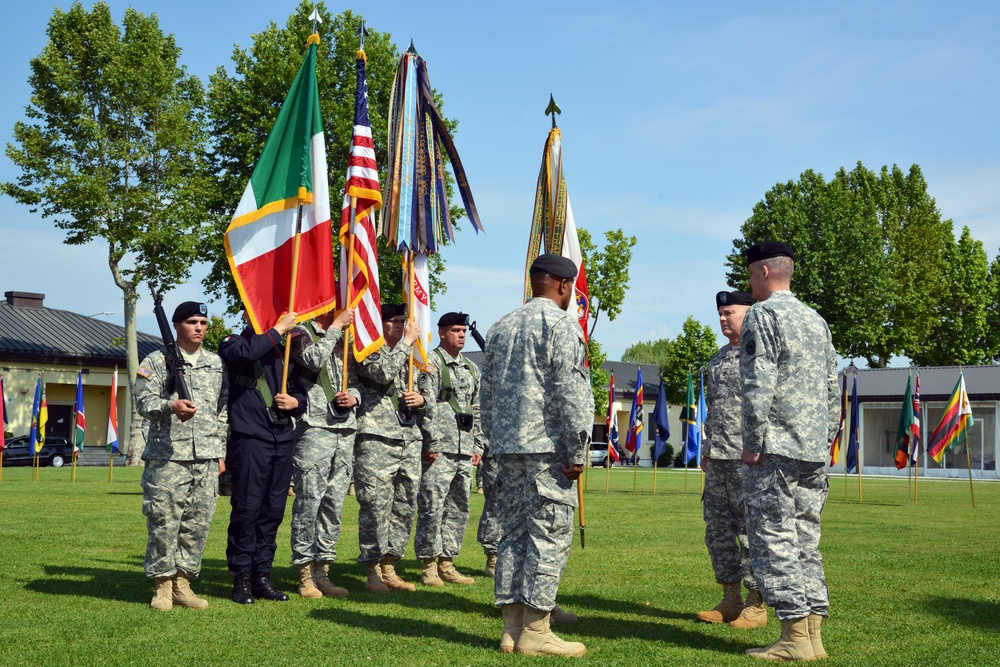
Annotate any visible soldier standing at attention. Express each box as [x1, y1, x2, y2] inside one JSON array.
[[218, 310, 306, 605], [696, 290, 767, 628], [415, 312, 484, 587], [288, 307, 358, 598], [740, 241, 840, 661], [136, 301, 228, 611], [481, 254, 592, 658], [354, 303, 432, 593]]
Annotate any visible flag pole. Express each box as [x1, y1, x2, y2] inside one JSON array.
[[632, 453, 637, 495], [342, 196, 358, 391], [914, 440, 919, 505], [604, 442, 610, 493], [280, 205, 305, 394], [966, 440, 975, 508], [407, 249, 416, 391], [577, 479, 586, 548], [584, 449, 590, 492], [653, 461, 658, 495], [71, 391, 78, 483], [857, 461, 863, 504]]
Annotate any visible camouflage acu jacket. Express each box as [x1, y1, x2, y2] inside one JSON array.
[[290, 322, 361, 432], [703, 344, 743, 460], [423, 347, 486, 457], [356, 341, 433, 443]]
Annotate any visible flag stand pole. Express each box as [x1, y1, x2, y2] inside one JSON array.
[[71, 453, 77, 483], [843, 464, 848, 503], [584, 453, 590, 492], [632, 456, 637, 495], [342, 197, 358, 389], [34, 453, 39, 481], [857, 465, 863, 504], [280, 205, 305, 394], [604, 448, 610, 493], [652, 462, 658, 495], [0, 452, 3, 481], [108, 450, 114, 482], [914, 449, 919, 505], [966, 443, 976, 508], [907, 462, 912, 506]]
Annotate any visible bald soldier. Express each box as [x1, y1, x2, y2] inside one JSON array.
[[740, 241, 840, 662], [135, 301, 228, 611], [696, 290, 767, 628], [481, 254, 592, 658], [415, 312, 485, 587]]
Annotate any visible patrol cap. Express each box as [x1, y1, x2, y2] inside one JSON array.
[[745, 241, 795, 265], [381, 303, 406, 320], [172, 301, 208, 322], [438, 312, 468, 327], [529, 253, 577, 280], [716, 291, 753, 309]]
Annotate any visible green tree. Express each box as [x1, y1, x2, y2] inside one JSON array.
[[986, 250, 1000, 363], [658, 317, 717, 404], [203, 3, 457, 312], [727, 162, 955, 367], [2, 2, 213, 464], [589, 339, 610, 416], [622, 338, 673, 366], [913, 227, 991, 366], [202, 315, 234, 353]]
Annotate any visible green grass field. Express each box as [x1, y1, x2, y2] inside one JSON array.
[[0, 465, 997, 666]]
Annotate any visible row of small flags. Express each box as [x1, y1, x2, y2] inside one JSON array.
[[604, 368, 705, 466], [829, 370, 974, 470], [0, 370, 119, 459]]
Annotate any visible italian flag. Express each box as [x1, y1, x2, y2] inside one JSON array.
[[225, 34, 336, 333]]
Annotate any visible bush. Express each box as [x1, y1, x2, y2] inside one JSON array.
[[655, 444, 674, 467]]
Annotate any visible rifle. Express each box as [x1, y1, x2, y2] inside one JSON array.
[[149, 284, 192, 403], [467, 317, 486, 352]]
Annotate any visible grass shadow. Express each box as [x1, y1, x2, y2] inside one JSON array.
[[923, 595, 1000, 630], [311, 605, 495, 650]]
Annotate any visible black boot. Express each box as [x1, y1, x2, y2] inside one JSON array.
[[231, 572, 254, 605], [251, 574, 289, 601]]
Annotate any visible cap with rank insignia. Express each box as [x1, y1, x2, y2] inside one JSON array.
[[716, 291, 754, 309], [529, 254, 577, 280], [745, 241, 795, 265], [437, 312, 468, 327], [172, 301, 209, 322]]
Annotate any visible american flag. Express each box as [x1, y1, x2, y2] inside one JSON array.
[[339, 50, 384, 361], [911, 374, 921, 463]]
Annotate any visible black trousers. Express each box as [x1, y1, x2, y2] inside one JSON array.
[[226, 435, 294, 576]]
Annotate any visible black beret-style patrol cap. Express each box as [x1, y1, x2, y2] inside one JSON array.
[[529, 253, 577, 280], [745, 241, 795, 265], [381, 303, 406, 320], [172, 301, 208, 322], [716, 291, 754, 309], [437, 312, 468, 327]]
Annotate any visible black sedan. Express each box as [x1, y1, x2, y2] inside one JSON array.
[[2, 435, 74, 468]]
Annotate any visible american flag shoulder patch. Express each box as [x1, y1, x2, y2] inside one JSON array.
[[137, 366, 152, 379]]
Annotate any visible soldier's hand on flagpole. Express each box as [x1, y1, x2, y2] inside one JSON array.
[[333, 307, 355, 330], [334, 390, 357, 408], [275, 393, 299, 411], [275, 312, 298, 334], [171, 399, 197, 422], [471, 452, 481, 466], [401, 390, 425, 408], [562, 463, 585, 481], [741, 450, 762, 466], [403, 320, 420, 345]]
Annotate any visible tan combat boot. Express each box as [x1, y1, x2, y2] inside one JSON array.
[[313, 562, 348, 597], [515, 605, 587, 657], [438, 557, 475, 585], [379, 555, 416, 591], [730, 588, 768, 628], [172, 571, 208, 609], [696, 581, 744, 623], [421, 558, 444, 587], [296, 562, 322, 598], [551, 605, 579, 624], [365, 561, 389, 594], [746, 617, 815, 662], [807, 614, 827, 659], [500, 602, 525, 653], [150, 576, 173, 611], [484, 552, 498, 578]]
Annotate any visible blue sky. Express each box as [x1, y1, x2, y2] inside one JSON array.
[[2, 1, 998, 365]]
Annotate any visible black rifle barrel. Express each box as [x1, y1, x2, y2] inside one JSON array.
[[149, 285, 192, 402]]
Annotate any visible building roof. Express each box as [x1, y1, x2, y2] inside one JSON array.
[[0, 295, 162, 366], [461, 351, 660, 399], [848, 365, 1000, 402]]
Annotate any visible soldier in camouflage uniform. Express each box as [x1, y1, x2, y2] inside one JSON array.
[[477, 450, 501, 576], [739, 241, 840, 662], [135, 301, 228, 611], [697, 290, 767, 628], [481, 254, 592, 658], [288, 307, 359, 598], [415, 312, 485, 587], [354, 303, 433, 593]]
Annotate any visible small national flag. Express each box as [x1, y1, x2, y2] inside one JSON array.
[[911, 374, 922, 463], [928, 373, 974, 464], [894, 373, 915, 470], [846, 377, 860, 473], [625, 367, 644, 460], [0, 373, 7, 452], [606, 373, 620, 463], [339, 48, 385, 362], [29, 374, 47, 454], [73, 371, 86, 456], [696, 372, 707, 465], [403, 253, 432, 371], [224, 33, 336, 334], [105, 369, 119, 454], [682, 373, 700, 465], [650, 376, 671, 464], [829, 374, 847, 466]]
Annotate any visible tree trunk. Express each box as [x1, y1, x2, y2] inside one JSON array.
[[109, 248, 146, 466]]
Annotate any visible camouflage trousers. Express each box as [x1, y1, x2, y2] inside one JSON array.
[[744, 454, 829, 621], [477, 453, 501, 554], [141, 458, 218, 579], [494, 453, 575, 611], [354, 434, 421, 563], [290, 426, 355, 566], [415, 452, 474, 559], [704, 458, 757, 589]]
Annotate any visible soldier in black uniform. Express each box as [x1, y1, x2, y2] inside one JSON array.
[[218, 311, 306, 604]]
